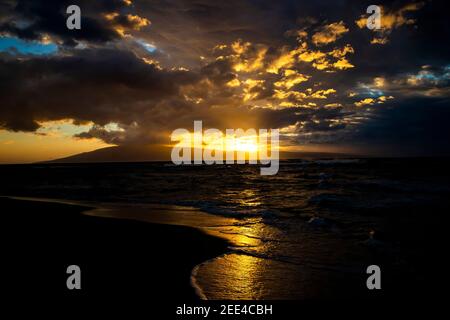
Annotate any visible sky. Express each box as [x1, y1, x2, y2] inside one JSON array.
[[0, 0, 449, 163]]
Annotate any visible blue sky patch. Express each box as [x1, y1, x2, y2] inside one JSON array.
[[0, 36, 58, 55]]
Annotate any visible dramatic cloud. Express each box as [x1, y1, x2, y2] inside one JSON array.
[[1, 0, 449, 157]]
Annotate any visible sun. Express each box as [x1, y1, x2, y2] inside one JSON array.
[[229, 136, 260, 153]]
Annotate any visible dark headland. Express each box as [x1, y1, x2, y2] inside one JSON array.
[[40, 145, 361, 164]]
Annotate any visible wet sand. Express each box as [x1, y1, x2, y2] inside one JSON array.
[[2, 197, 230, 300]]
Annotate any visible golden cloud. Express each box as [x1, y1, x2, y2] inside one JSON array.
[[266, 46, 302, 74], [127, 14, 151, 30], [298, 49, 326, 62], [328, 44, 354, 58], [354, 98, 375, 107], [273, 87, 336, 103], [309, 88, 337, 99], [104, 12, 151, 37], [274, 69, 310, 89], [230, 40, 268, 73], [356, 2, 424, 44], [354, 95, 393, 106], [298, 44, 354, 71], [312, 21, 349, 46], [370, 37, 389, 45], [377, 95, 394, 102], [231, 40, 251, 55], [243, 79, 265, 101], [226, 78, 241, 87], [325, 103, 343, 108], [333, 58, 354, 70]]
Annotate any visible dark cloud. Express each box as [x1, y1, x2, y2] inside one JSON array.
[[0, 0, 150, 45], [344, 97, 450, 156], [0, 48, 199, 133]]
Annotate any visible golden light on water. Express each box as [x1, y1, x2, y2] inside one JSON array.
[[196, 254, 267, 299]]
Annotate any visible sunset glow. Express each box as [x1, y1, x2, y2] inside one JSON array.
[[1, 0, 449, 163]]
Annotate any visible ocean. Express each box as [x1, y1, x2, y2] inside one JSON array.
[[1, 158, 449, 300]]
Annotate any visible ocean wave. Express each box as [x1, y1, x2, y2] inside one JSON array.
[[190, 260, 211, 300], [170, 199, 280, 220], [313, 159, 361, 165]]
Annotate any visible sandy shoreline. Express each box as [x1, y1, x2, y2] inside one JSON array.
[[2, 196, 230, 299]]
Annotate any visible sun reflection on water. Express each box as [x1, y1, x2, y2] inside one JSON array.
[[199, 253, 267, 300], [197, 216, 285, 299]]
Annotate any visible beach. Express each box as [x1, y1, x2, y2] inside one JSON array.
[[2, 196, 230, 300]]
